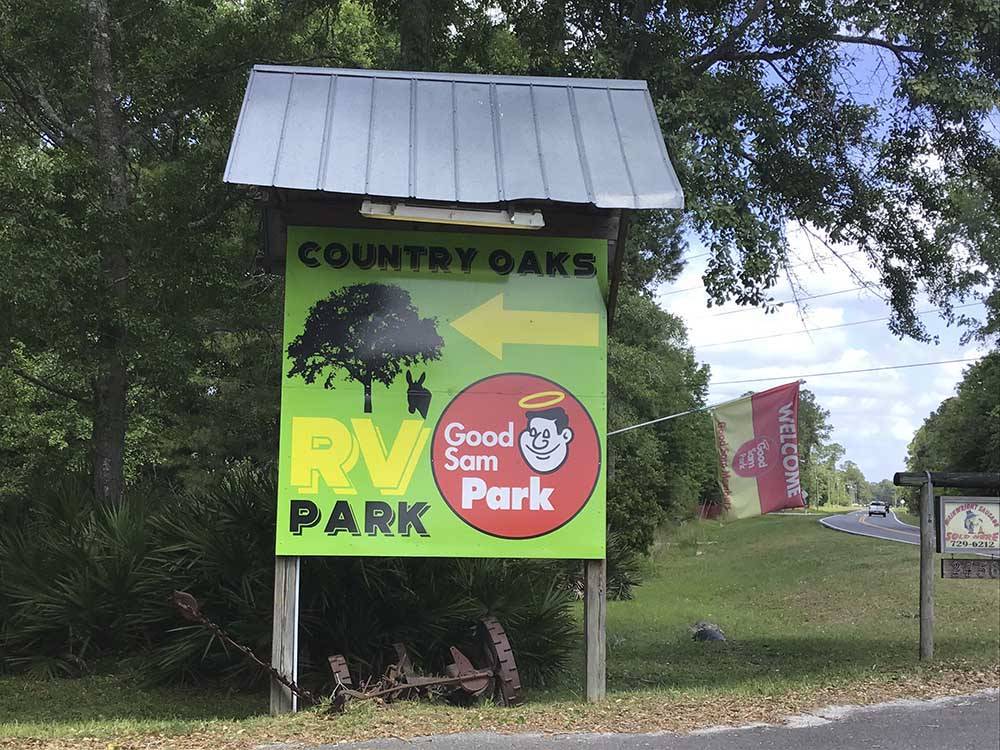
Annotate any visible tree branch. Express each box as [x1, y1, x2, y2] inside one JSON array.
[[32, 85, 94, 148], [0, 54, 94, 148], [690, 28, 922, 74], [827, 33, 920, 55], [6, 365, 93, 405], [826, 33, 921, 71], [689, 0, 769, 75]]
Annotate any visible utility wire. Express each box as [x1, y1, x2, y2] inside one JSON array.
[[610, 379, 807, 436], [608, 397, 738, 436], [611, 355, 982, 434], [711, 357, 980, 386], [659, 249, 868, 297], [694, 302, 984, 349], [699, 286, 866, 318]]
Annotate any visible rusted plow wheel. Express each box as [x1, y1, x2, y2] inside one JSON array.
[[477, 617, 523, 706]]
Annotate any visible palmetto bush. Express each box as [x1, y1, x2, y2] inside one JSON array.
[[0, 467, 577, 690], [0, 476, 171, 678]]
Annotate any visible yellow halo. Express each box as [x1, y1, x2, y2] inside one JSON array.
[[518, 390, 566, 410]]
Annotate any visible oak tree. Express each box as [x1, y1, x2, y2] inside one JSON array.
[[286, 283, 444, 413]]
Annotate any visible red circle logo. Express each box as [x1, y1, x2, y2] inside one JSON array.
[[732, 437, 775, 479], [431, 373, 601, 539]]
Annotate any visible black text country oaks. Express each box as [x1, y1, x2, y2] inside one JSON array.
[[296, 240, 599, 277]]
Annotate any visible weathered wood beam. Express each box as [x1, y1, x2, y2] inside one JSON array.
[[919, 480, 934, 660], [606, 208, 630, 333], [893, 472, 1000, 489], [584, 557, 606, 702], [270, 556, 300, 715]]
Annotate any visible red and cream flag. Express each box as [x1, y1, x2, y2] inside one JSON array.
[[710, 381, 805, 519]]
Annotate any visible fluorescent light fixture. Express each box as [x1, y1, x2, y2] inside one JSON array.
[[360, 200, 544, 230]]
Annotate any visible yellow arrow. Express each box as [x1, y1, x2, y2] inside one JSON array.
[[450, 293, 600, 359]]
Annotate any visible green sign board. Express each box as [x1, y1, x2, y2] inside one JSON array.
[[277, 226, 607, 559]]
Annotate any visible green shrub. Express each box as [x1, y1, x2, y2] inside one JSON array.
[[0, 467, 577, 690], [0, 476, 172, 678]]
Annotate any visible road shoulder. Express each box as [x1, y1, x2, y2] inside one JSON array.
[[305, 689, 1000, 749]]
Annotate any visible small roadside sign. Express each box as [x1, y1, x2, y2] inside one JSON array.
[[941, 558, 1000, 579], [935, 497, 1000, 555]]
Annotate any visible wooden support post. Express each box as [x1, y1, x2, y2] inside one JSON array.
[[270, 555, 301, 715], [584, 557, 606, 701], [606, 210, 630, 334], [919, 480, 934, 660]]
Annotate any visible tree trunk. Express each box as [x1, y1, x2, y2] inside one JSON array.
[[399, 0, 432, 70], [541, 0, 566, 69], [621, 0, 654, 78], [363, 379, 373, 413], [92, 359, 126, 503], [87, 0, 130, 504]]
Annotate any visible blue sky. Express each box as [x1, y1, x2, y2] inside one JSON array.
[[656, 224, 986, 483], [649, 32, 997, 483]]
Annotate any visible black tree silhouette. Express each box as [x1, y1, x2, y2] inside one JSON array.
[[286, 283, 444, 413]]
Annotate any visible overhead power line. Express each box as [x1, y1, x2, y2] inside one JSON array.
[[694, 302, 984, 348], [608, 392, 750, 436], [701, 286, 866, 318], [607, 401, 723, 436], [711, 357, 980, 386], [659, 249, 868, 297]]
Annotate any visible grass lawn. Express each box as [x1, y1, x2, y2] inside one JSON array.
[[2, 513, 997, 748]]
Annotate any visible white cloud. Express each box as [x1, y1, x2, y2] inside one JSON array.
[[655, 234, 984, 481]]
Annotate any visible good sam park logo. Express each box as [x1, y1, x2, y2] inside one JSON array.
[[432, 374, 600, 539], [276, 226, 607, 559]]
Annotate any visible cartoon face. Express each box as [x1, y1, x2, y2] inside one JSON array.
[[518, 408, 573, 474]]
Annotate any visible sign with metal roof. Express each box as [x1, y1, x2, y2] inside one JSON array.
[[223, 64, 685, 713], [224, 65, 683, 210]]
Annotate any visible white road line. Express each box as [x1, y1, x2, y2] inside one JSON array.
[[821, 510, 999, 557], [819, 512, 919, 546]]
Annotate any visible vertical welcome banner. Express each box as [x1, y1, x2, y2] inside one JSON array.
[[711, 382, 805, 519]]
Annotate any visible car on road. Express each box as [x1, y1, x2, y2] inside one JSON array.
[[868, 500, 888, 517]]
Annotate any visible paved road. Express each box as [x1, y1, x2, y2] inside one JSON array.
[[820, 508, 1000, 558], [303, 690, 999, 749], [820, 509, 921, 547]]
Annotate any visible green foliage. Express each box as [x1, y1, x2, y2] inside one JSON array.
[[7, 512, 999, 743], [796, 389, 833, 502], [375, 0, 1000, 340], [3, 0, 993, 512], [597, 532, 644, 602], [794, 390, 885, 507], [607, 289, 714, 552], [904, 351, 1000, 510], [609, 514, 1000, 692], [2, 0, 994, 698], [908, 351, 1000, 476], [558, 531, 644, 602], [0, 476, 171, 677], [840, 461, 873, 505], [0, 467, 577, 689], [871, 479, 901, 506]]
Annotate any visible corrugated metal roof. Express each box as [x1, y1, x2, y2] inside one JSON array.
[[224, 65, 683, 210]]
